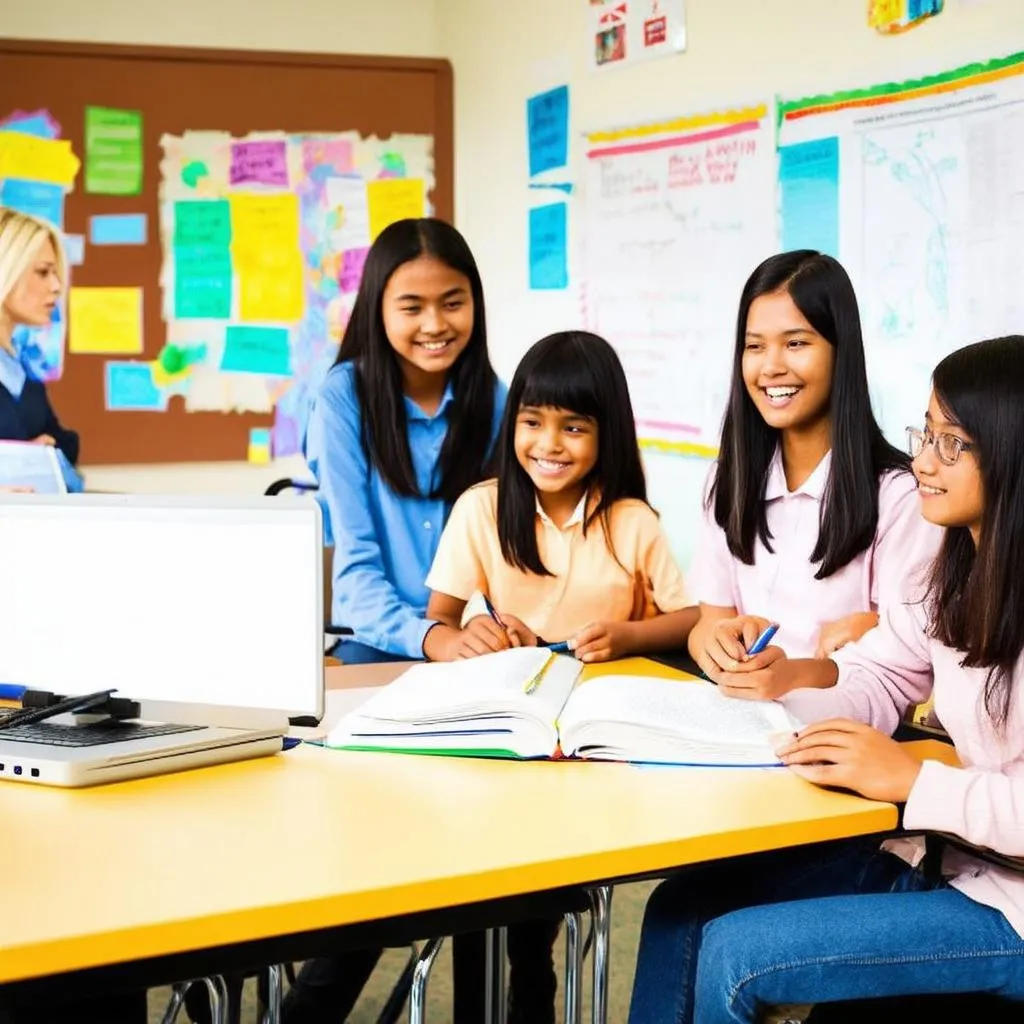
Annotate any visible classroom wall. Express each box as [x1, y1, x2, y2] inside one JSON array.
[[1, 0, 439, 56], [2, 0, 438, 493], [436, 0, 1024, 567]]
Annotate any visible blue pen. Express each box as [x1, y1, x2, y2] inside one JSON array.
[[482, 594, 507, 629], [746, 623, 779, 656], [0, 684, 25, 702], [544, 641, 572, 655]]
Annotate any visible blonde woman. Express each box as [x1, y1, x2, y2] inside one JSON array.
[[0, 207, 79, 465]]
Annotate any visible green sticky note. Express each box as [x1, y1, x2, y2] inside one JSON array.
[[174, 244, 232, 319], [221, 326, 292, 376], [174, 200, 232, 247], [84, 106, 143, 195]]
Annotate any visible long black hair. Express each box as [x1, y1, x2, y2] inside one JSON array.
[[495, 331, 648, 575], [710, 250, 909, 578], [926, 335, 1024, 729], [334, 217, 497, 503]]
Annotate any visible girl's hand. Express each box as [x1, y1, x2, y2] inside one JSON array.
[[775, 719, 923, 803], [456, 615, 512, 658], [698, 614, 774, 680], [30, 433, 56, 446], [815, 612, 880, 658], [422, 618, 509, 661], [718, 653, 838, 701], [495, 613, 538, 648], [571, 621, 635, 663]]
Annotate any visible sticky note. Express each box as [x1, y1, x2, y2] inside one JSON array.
[[174, 247, 233, 319], [238, 257, 304, 322], [221, 326, 292, 376], [0, 109, 61, 140], [527, 85, 570, 177], [89, 213, 147, 246], [230, 140, 288, 187], [366, 179, 425, 241], [229, 193, 299, 255], [340, 247, 370, 293], [105, 362, 167, 411], [68, 287, 143, 355], [84, 107, 143, 195], [63, 234, 85, 266], [174, 200, 232, 247], [0, 178, 64, 227], [248, 427, 272, 464], [528, 203, 568, 290], [0, 133, 79, 187]]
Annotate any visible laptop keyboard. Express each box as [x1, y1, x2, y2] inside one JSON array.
[[1, 721, 204, 748]]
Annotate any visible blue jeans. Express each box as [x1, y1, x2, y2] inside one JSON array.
[[628, 836, 1024, 1024]]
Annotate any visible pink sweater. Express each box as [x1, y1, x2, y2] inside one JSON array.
[[781, 585, 1024, 938]]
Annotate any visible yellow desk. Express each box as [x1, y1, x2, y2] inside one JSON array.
[[0, 657, 948, 992]]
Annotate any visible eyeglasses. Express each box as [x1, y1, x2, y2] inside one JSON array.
[[906, 426, 975, 466]]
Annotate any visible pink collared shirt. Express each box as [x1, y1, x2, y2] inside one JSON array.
[[781, 593, 1024, 939], [688, 450, 942, 657]]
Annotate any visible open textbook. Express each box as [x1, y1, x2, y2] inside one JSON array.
[[327, 648, 800, 766]]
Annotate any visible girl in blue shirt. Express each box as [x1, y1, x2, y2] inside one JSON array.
[[288, 218, 515, 1024], [304, 217, 506, 663]]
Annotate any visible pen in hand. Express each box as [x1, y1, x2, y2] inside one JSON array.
[[482, 594, 507, 630], [746, 622, 779, 657]]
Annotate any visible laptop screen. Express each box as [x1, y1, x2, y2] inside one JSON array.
[[0, 495, 323, 720]]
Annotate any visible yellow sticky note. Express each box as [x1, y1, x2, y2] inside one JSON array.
[[868, 0, 903, 28], [69, 287, 143, 355], [366, 179, 425, 241], [229, 193, 300, 256], [0, 133, 81, 187], [238, 256, 305, 322]]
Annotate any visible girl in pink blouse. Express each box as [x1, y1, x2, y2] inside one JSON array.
[[630, 335, 1024, 1023], [686, 251, 940, 677]]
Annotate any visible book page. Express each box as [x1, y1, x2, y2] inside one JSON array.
[[558, 675, 799, 764], [335, 648, 579, 726]]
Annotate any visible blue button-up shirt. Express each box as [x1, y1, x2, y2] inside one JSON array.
[[0, 346, 27, 399], [305, 360, 506, 658]]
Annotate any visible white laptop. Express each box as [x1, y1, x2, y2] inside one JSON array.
[[0, 493, 324, 787]]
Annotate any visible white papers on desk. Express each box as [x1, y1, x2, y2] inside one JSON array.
[[0, 441, 67, 494]]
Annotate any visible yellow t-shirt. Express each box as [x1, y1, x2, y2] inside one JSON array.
[[425, 480, 689, 642]]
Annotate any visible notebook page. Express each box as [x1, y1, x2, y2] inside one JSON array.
[[346, 648, 577, 726], [558, 675, 799, 755]]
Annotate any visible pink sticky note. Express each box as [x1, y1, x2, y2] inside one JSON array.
[[303, 138, 354, 176], [340, 247, 370, 293], [230, 140, 288, 187]]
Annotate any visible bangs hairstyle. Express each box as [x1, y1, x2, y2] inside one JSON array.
[[0, 206, 66, 309], [495, 331, 648, 575], [335, 217, 497, 503], [926, 335, 1024, 729], [710, 250, 909, 578]]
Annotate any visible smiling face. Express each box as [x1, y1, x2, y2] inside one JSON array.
[[3, 236, 62, 332], [742, 288, 835, 438], [913, 389, 985, 543], [514, 405, 599, 516], [380, 255, 475, 388]]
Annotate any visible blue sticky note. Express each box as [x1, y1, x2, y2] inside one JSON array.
[[529, 202, 568, 290], [527, 85, 570, 177], [105, 362, 168, 411], [221, 326, 292, 376], [908, 0, 943, 20], [63, 234, 85, 266], [174, 246, 233, 319], [0, 112, 59, 139], [779, 137, 840, 258], [249, 427, 271, 447], [0, 178, 64, 228], [89, 213, 148, 246]]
